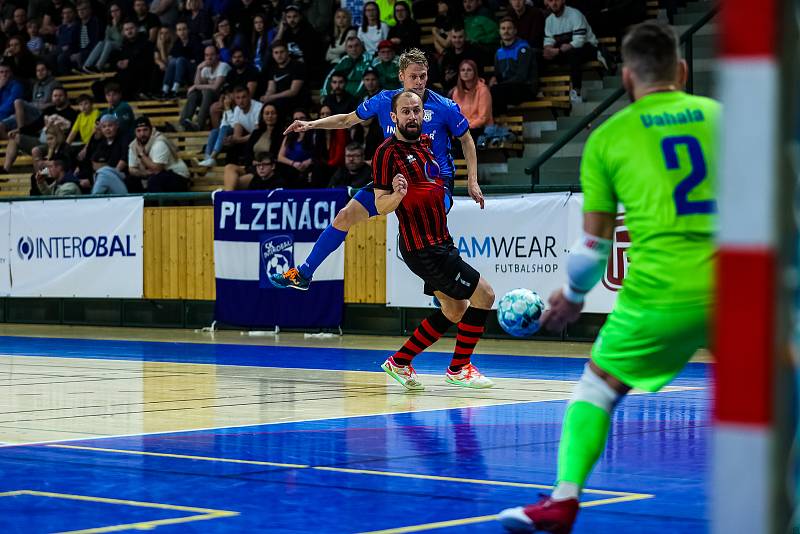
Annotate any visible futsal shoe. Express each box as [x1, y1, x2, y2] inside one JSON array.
[[381, 356, 425, 391], [269, 268, 310, 291], [445, 363, 494, 388], [497, 496, 579, 533]]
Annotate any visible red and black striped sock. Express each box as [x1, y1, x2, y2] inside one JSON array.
[[393, 310, 455, 366], [450, 307, 490, 372]]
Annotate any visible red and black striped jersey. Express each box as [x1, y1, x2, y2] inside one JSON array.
[[373, 134, 451, 252]]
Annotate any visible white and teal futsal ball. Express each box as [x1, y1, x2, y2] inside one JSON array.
[[497, 288, 545, 337]]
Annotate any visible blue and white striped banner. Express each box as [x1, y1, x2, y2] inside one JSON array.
[[213, 189, 349, 328]]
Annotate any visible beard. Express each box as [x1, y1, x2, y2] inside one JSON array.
[[398, 122, 421, 140]]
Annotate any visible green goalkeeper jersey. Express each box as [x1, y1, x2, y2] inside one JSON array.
[[580, 90, 721, 306]]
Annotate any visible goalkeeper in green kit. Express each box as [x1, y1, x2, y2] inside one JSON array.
[[498, 21, 719, 533]]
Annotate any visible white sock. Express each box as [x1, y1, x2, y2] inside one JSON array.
[[162, 84, 169, 93], [171, 82, 180, 92], [551, 481, 580, 501]]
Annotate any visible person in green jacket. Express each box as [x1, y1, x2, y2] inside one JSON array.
[[464, 0, 499, 49], [322, 36, 373, 98], [371, 40, 400, 90]]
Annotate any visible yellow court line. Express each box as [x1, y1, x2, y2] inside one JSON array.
[[46, 444, 652, 499], [49, 444, 310, 469], [357, 494, 656, 534], [0, 490, 238, 534]]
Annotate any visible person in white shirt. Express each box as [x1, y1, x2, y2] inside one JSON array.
[[357, 2, 389, 57], [542, 0, 605, 102], [199, 85, 262, 167], [128, 116, 190, 192], [198, 88, 235, 167], [178, 45, 231, 130]]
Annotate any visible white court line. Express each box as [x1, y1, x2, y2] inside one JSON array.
[[0, 355, 703, 449]]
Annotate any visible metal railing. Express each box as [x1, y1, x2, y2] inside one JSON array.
[[525, 5, 718, 188]]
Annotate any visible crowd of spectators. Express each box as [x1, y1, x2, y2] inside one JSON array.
[[0, 0, 643, 195]]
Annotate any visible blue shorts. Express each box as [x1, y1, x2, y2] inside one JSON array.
[[353, 178, 454, 217]]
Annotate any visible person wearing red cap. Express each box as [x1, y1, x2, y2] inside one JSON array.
[[372, 39, 400, 90]]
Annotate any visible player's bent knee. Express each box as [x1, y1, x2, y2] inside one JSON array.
[[571, 363, 626, 413], [470, 278, 495, 309], [333, 202, 367, 231]]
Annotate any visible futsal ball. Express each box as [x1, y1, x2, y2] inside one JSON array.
[[268, 255, 290, 276], [497, 288, 545, 337]]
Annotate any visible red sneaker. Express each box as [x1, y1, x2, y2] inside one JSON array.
[[497, 495, 579, 533]]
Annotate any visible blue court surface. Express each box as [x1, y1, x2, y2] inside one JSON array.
[[0, 335, 709, 533]]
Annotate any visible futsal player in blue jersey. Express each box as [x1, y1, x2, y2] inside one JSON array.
[[270, 48, 484, 290]]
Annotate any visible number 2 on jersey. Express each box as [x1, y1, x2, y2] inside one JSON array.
[[661, 135, 716, 215]]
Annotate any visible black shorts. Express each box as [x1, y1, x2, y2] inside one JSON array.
[[401, 242, 480, 301]]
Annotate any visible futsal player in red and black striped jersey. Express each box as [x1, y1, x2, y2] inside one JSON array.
[[373, 91, 496, 390]]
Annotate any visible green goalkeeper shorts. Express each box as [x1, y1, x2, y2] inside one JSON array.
[[591, 293, 711, 392]]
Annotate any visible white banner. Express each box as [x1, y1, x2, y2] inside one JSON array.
[[386, 192, 627, 313], [10, 197, 143, 298]]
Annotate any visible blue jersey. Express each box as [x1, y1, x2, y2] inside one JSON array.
[[356, 89, 469, 179]]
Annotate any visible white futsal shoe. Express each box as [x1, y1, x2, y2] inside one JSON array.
[[445, 363, 494, 389], [381, 356, 425, 391]]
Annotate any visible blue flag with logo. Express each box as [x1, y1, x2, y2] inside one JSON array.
[[213, 189, 349, 328]]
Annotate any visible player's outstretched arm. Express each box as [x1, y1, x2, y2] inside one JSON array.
[[375, 174, 408, 215], [458, 130, 484, 209], [540, 211, 615, 332], [283, 111, 364, 135]]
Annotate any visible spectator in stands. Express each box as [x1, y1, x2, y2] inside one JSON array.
[[30, 62, 60, 112], [246, 152, 285, 190], [4, 36, 36, 80], [179, 45, 230, 131], [6, 8, 28, 39], [66, 94, 99, 146], [463, 0, 498, 52], [278, 108, 314, 187], [450, 59, 491, 138], [439, 26, 484, 92], [4, 86, 76, 173], [213, 18, 235, 63], [102, 82, 135, 138], [202, 84, 261, 166], [246, 14, 270, 72], [328, 142, 371, 189], [323, 72, 357, 115], [161, 20, 203, 97], [372, 40, 400, 90], [26, 20, 46, 56], [34, 158, 81, 196], [260, 40, 307, 115], [152, 27, 175, 95], [376, 0, 412, 27], [225, 0, 260, 38], [508, 0, 545, 49], [490, 17, 536, 115], [309, 103, 347, 187], [150, 0, 180, 27], [54, 4, 79, 74], [65, 1, 103, 72], [274, 4, 324, 81], [128, 115, 190, 192], [34, 124, 71, 174], [180, 0, 213, 42], [223, 48, 258, 96], [85, 114, 128, 191], [323, 36, 371, 98], [542, 0, 602, 102], [432, 0, 456, 55], [115, 20, 155, 100], [243, 103, 281, 162], [198, 88, 234, 167], [83, 3, 124, 72], [0, 64, 24, 140], [133, 0, 160, 42], [222, 104, 282, 189], [41, 0, 68, 35], [357, 2, 388, 57], [326, 8, 357, 65], [358, 68, 381, 100], [387, 1, 420, 50]]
